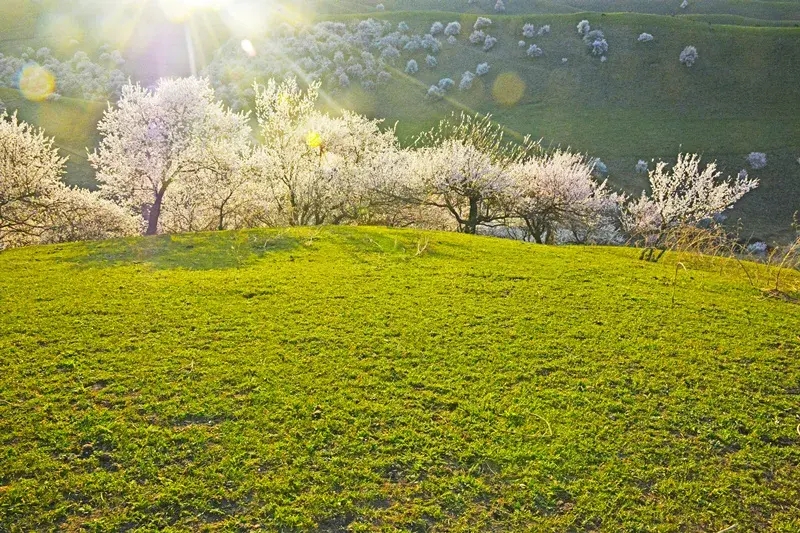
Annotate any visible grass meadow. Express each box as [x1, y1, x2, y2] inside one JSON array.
[[1, 227, 799, 531]]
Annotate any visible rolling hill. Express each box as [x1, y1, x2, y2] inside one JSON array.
[[0, 227, 798, 530]]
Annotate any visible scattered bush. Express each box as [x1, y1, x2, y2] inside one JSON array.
[[527, 45, 544, 58], [483, 36, 498, 51], [519, 40, 527, 48], [538, 25, 551, 35], [590, 158, 608, 176], [438, 78, 455, 91], [592, 39, 609, 56], [427, 85, 445, 100], [747, 152, 767, 169], [476, 63, 490, 76], [459, 71, 476, 91], [474, 17, 493, 30], [747, 241, 768, 255], [638, 33, 654, 42], [577, 20, 590, 36], [376, 3, 384, 10], [680, 46, 698, 67], [469, 30, 487, 44], [0, 47, 127, 101], [426, 55, 438, 68], [495, 0, 506, 12], [447, 35, 458, 45], [405, 59, 419, 74], [431, 21, 444, 35], [636, 160, 648, 173], [522, 24, 536, 38], [681, 0, 689, 8], [445, 22, 462, 36], [397, 21, 409, 33]]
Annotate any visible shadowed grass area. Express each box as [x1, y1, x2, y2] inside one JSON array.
[[1, 227, 798, 531]]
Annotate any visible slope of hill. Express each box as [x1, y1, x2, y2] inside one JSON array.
[[1, 2, 799, 240], [1, 227, 798, 530]]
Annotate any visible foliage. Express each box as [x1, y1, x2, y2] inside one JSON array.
[[476, 62, 490, 76], [509, 150, 622, 244], [527, 44, 544, 58], [444, 21, 462, 36], [0, 47, 126, 101], [254, 77, 399, 227], [747, 151, 767, 169], [469, 30, 487, 44], [474, 17, 493, 31], [577, 19, 591, 36], [438, 78, 455, 91], [680, 45, 698, 66], [522, 23, 536, 38], [638, 32, 654, 42], [623, 153, 758, 259], [483, 36, 498, 51], [90, 78, 249, 236], [405, 59, 419, 74], [0, 112, 136, 249], [413, 113, 539, 234], [459, 71, 475, 91]]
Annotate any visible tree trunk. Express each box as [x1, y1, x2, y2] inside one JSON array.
[[464, 197, 479, 234], [146, 189, 166, 236]]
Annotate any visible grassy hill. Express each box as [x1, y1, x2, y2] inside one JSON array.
[[1, 227, 799, 531], [1, 2, 799, 240]]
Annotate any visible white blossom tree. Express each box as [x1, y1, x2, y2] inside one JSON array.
[[509, 150, 622, 244], [412, 113, 539, 234], [1, 112, 136, 249], [622, 153, 759, 260], [90, 78, 250, 235], [253, 77, 398, 226]]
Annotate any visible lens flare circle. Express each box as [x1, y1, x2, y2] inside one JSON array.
[[492, 72, 526, 107], [19, 65, 56, 102]]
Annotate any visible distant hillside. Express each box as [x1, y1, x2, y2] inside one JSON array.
[[1, 1, 798, 239]]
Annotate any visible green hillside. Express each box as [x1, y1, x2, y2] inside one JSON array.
[[1, 2, 799, 240], [1, 227, 799, 531]]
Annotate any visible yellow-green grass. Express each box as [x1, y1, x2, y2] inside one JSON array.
[[1, 227, 799, 531]]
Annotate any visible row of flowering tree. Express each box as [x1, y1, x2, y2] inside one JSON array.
[[1, 77, 758, 257]]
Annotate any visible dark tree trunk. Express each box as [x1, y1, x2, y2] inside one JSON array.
[[464, 197, 479, 234], [146, 190, 165, 236]]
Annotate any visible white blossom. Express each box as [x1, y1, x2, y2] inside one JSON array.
[[747, 152, 767, 169], [680, 46, 698, 67]]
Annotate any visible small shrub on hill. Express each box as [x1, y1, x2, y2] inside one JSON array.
[[747, 152, 767, 169], [680, 46, 698, 67]]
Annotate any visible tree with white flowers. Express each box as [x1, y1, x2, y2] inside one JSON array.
[[253, 77, 398, 226], [622, 153, 758, 260], [509, 150, 622, 244], [90, 78, 249, 235], [1, 112, 136, 249], [413, 113, 539, 234]]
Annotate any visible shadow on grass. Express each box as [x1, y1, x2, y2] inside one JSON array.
[[70, 230, 300, 271]]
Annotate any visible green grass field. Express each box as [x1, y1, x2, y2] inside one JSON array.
[[2, 2, 799, 241], [1, 227, 799, 531]]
